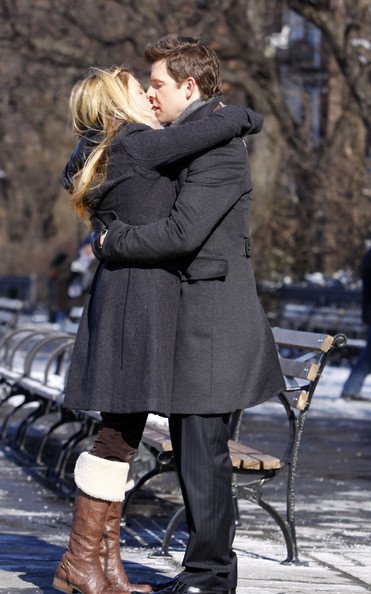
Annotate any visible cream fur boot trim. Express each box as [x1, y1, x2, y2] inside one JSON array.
[[74, 452, 129, 502]]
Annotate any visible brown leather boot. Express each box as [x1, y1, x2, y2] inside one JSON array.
[[53, 490, 128, 594], [100, 501, 152, 592], [53, 453, 132, 594]]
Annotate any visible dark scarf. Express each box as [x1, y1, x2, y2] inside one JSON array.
[[172, 97, 215, 126]]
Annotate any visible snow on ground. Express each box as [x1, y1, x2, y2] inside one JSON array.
[[311, 365, 371, 419]]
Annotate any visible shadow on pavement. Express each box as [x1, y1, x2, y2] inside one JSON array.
[[1, 533, 170, 593]]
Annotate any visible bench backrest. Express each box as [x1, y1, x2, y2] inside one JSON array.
[[0, 327, 74, 389], [273, 327, 345, 407], [230, 328, 346, 454]]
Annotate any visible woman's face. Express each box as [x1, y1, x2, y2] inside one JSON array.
[[127, 74, 157, 124]]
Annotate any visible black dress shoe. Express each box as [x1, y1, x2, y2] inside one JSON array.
[[142, 579, 236, 594], [341, 392, 370, 401], [152, 577, 179, 592]]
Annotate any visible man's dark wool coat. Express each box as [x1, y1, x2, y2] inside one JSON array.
[[99, 98, 286, 414], [361, 247, 371, 325], [63, 105, 259, 415]]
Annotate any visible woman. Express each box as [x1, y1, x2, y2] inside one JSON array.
[[53, 66, 258, 594]]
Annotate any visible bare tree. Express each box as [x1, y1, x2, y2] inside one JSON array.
[[207, 0, 370, 276], [0, 0, 369, 284]]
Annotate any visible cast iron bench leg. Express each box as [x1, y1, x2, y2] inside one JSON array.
[[0, 395, 29, 439], [151, 505, 186, 558], [35, 412, 73, 465], [15, 400, 51, 450], [122, 464, 167, 523]]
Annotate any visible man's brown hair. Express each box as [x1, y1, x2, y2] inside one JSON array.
[[145, 34, 222, 100]]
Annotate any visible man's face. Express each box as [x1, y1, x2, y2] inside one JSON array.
[[147, 59, 191, 124]]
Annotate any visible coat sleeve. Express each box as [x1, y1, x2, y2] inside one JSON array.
[[61, 134, 100, 192], [121, 106, 262, 169], [100, 139, 249, 263]]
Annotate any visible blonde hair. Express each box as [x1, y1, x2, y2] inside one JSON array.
[[69, 66, 158, 219]]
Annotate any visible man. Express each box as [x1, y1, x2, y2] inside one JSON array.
[[95, 34, 285, 594], [341, 242, 371, 400]]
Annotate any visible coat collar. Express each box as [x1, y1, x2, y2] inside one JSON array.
[[175, 96, 222, 125]]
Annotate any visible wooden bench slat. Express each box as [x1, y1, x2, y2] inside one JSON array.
[[228, 441, 267, 457], [142, 425, 173, 452], [230, 451, 282, 471], [272, 327, 334, 352], [283, 390, 309, 411], [250, 454, 282, 470], [279, 357, 319, 381], [15, 377, 61, 400], [144, 424, 171, 438], [229, 452, 261, 470], [140, 427, 283, 471], [229, 440, 282, 470]]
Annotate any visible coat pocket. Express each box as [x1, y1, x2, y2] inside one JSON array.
[[181, 256, 229, 282]]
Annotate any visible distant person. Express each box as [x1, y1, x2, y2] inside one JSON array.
[[341, 243, 371, 400], [67, 236, 97, 303], [47, 252, 70, 323]]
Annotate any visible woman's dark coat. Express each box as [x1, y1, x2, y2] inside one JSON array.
[[99, 98, 286, 414], [63, 106, 256, 415]]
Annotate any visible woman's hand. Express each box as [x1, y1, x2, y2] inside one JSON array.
[[99, 228, 108, 246], [90, 215, 108, 260]]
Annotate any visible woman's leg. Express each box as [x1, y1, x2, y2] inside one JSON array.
[[90, 412, 151, 593], [53, 453, 130, 594], [90, 412, 148, 463], [53, 412, 149, 594]]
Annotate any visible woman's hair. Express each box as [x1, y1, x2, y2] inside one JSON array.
[[145, 34, 222, 100], [69, 66, 157, 220]]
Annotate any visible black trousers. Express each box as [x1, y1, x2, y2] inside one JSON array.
[[169, 413, 237, 591], [90, 411, 237, 590]]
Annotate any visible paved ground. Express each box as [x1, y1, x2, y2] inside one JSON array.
[[0, 366, 370, 593]]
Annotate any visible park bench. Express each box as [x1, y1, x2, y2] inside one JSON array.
[[0, 327, 81, 477], [122, 328, 346, 564], [0, 325, 345, 564], [277, 284, 364, 353], [0, 274, 37, 303]]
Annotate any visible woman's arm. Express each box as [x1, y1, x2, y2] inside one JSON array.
[[62, 132, 101, 192], [120, 106, 263, 169]]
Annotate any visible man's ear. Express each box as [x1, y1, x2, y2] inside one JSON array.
[[185, 77, 197, 99]]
